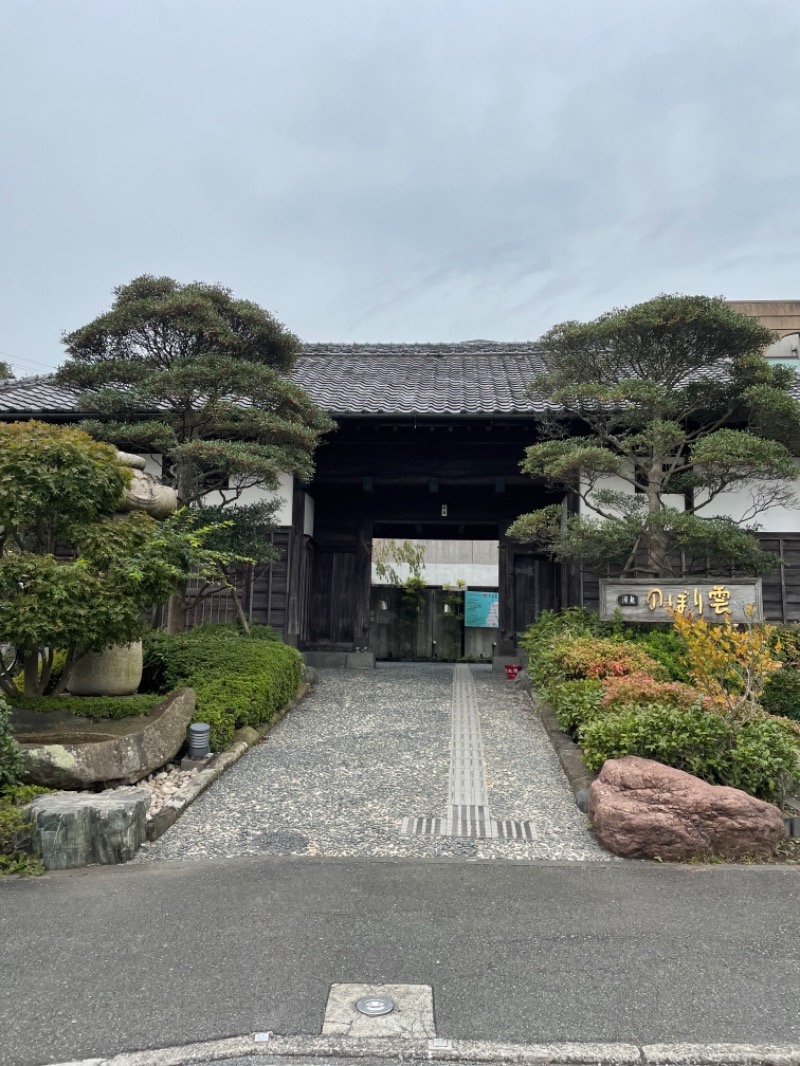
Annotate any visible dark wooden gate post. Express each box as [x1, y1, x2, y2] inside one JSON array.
[[354, 517, 373, 651], [497, 528, 516, 656]]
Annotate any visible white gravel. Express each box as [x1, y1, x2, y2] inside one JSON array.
[[135, 664, 611, 863]]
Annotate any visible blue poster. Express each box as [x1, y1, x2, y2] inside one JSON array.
[[464, 591, 500, 628]]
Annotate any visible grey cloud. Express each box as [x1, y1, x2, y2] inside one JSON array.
[[1, 0, 799, 373]]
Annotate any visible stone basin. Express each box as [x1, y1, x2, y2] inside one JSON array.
[[15, 688, 196, 789], [19, 731, 116, 746]]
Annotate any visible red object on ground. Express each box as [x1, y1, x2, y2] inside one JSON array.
[[504, 664, 521, 681]]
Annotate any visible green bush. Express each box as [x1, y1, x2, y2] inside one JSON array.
[[12, 693, 162, 720], [761, 667, 800, 723], [0, 695, 23, 793], [580, 703, 799, 803], [0, 785, 48, 877], [547, 679, 604, 734], [727, 717, 800, 801], [143, 625, 303, 749], [629, 628, 691, 682]]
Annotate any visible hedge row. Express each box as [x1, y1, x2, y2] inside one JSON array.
[[143, 624, 304, 749], [521, 609, 800, 804]]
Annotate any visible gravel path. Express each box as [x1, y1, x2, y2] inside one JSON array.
[[136, 664, 610, 863]]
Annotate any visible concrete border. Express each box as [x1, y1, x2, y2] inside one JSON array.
[[46, 1034, 800, 1066], [145, 684, 310, 843], [522, 681, 595, 798]]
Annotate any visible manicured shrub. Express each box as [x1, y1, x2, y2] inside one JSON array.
[[143, 625, 303, 749], [547, 679, 604, 734], [600, 673, 704, 713], [11, 693, 162, 720], [547, 636, 665, 682], [727, 717, 800, 802], [629, 628, 691, 682], [580, 703, 799, 803], [761, 667, 800, 723]]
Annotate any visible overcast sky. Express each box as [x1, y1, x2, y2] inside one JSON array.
[[1, 0, 799, 376]]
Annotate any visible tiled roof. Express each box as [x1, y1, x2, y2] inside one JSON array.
[[0, 342, 548, 418], [296, 342, 545, 415], [0, 375, 80, 414]]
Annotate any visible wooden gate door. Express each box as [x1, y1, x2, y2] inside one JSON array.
[[513, 553, 561, 638], [308, 550, 357, 646]]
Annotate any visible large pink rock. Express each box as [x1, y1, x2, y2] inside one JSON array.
[[588, 756, 786, 860]]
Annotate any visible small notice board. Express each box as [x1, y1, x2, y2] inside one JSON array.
[[464, 591, 500, 628]]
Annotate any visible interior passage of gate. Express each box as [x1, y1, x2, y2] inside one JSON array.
[[136, 664, 610, 862]]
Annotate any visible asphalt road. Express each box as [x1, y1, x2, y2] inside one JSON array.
[[2, 856, 799, 1066]]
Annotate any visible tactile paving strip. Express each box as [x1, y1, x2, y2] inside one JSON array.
[[401, 666, 532, 840]]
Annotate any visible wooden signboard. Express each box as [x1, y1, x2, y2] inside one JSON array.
[[598, 578, 764, 624]]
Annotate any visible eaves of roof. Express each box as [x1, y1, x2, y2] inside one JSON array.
[[0, 342, 549, 419]]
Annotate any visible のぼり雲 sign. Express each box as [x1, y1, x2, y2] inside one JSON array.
[[598, 579, 763, 624]]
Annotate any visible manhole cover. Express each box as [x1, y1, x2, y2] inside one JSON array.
[[356, 995, 395, 1016]]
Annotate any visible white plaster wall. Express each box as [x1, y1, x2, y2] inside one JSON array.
[[579, 472, 685, 518], [695, 467, 800, 532], [199, 472, 294, 525], [140, 453, 163, 478]]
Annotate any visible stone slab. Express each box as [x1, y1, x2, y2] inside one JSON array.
[[19, 688, 195, 788], [302, 652, 348, 669], [322, 983, 435, 1038], [345, 652, 375, 670], [27, 788, 149, 869]]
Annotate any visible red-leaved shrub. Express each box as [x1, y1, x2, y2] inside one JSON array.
[[601, 672, 704, 712]]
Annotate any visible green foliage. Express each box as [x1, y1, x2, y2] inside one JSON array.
[[0, 507, 227, 698], [762, 625, 800, 723], [580, 703, 799, 803], [581, 703, 729, 778], [0, 785, 47, 877], [628, 627, 691, 682], [0, 420, 129, 552], [58, 276, 333, 629], [373, 539, 427, 586], [0, 361, 13, 380], [12, 693, 162, 720], [0, 695, 23, 792], [539, 635, 664, 682], [523, 608, 800, 804], [547, 679, 604, 733], [0, 421, 228, 697], [761, 668, 800, 723], [59, 282, 331, 505], [511, 294, 800, 577], [143, 626, 303, 749]]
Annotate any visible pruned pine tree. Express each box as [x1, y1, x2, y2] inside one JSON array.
[[58, 276, 334, 631], [508, 295, 800, 578]]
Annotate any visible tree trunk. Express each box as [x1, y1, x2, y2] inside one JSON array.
[[221, 565, 251, 636], [23, 647, 40, 698], [166, 459, 194, 634], [166, 587, 188, 634], [644, 458, 668, 577]]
